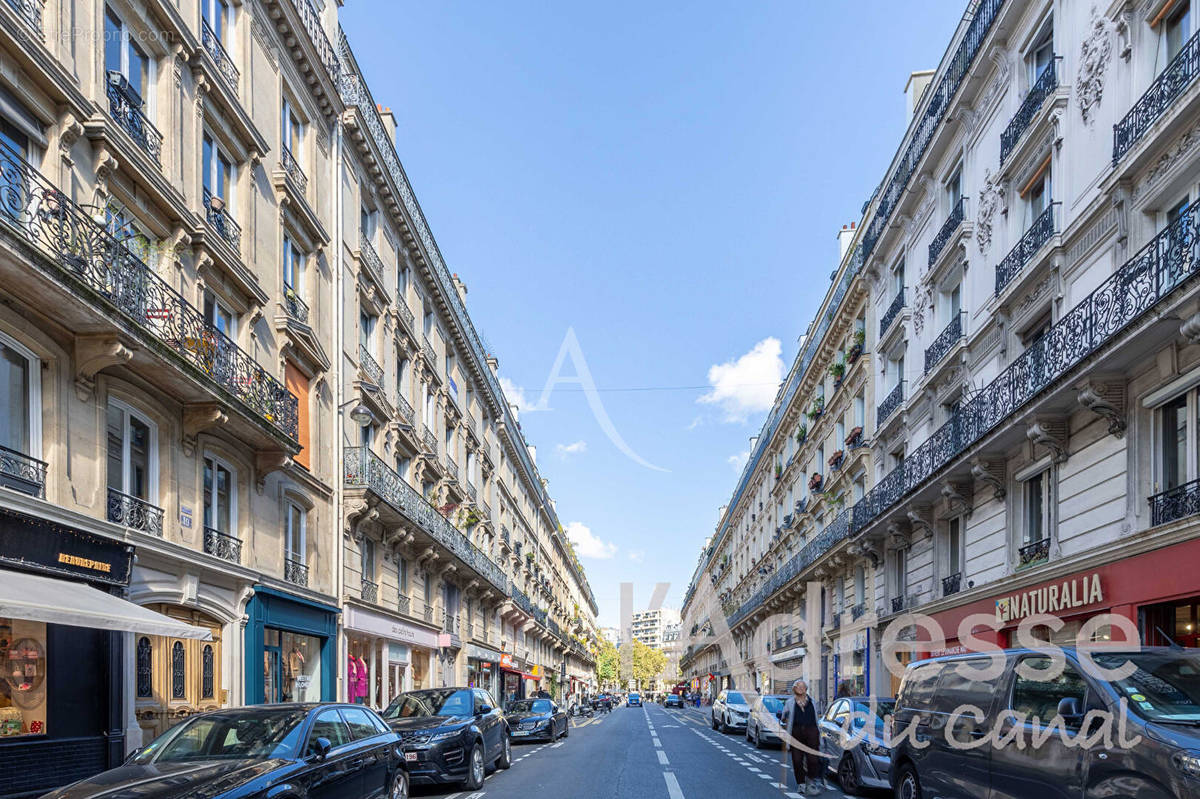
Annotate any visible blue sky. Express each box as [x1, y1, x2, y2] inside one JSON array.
[[341, 1, 964, 626]]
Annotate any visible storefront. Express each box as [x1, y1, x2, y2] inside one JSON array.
[[342, 603, 439, 708], [244, 586, 338, 704], [499, 653, 537, 704], [467, 644, 503, 699], [0, 508, 207, 799], [916, 537, 1200, 659]]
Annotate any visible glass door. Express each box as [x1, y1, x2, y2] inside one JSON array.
[[264, 645, 282, 703]]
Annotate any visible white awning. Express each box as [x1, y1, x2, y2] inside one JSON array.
[[0, 568, 212, 640]]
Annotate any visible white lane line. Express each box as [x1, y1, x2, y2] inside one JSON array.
[[756, 773, 771, 779], [653, 738, 662, 748], [551, 742, 565, 748], [657, 749, 669, 765], [467, 793, 485, 799], [785, 794, 803, 799], [664, 771, 685, 799], [746, 766, 761, 772]]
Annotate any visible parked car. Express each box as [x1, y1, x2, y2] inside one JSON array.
[[816, 696, 894, 794], [627, 692, 642, 707], [39, 704, 408, 799], [891, 646, 1200, 799], [506, 698, 569, 741], [711, 689, 750, 732], [664, 693, 684, 709], [745, 694, 789, 748], [382, 687, 510, 790]]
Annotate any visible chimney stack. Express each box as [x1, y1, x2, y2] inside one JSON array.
[[377, 105, 398, 146], [837, 221, 856, 260], [451, 273, 468, 303], [528, 444, 537, 464], [486, 355, 499, 376], [904, 71, 935, 125]]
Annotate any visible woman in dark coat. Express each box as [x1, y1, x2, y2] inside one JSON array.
[[780, 680, 824, 795]]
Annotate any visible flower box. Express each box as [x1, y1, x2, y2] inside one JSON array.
[[845, 426, 864, 447], [809, 473, 824, 491]]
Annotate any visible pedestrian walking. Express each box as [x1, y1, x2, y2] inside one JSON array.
[[780, 680, 825, 795]]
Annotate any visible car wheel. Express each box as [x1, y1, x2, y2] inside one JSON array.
[[496, 734, 512, 769], [564, 719, 570, 738], [896, 763, 922, 799], [838, 754, 862, 796], [711, 714, 718, 730], [388, 769, 408, 799], [462, 742, 484, 791], [720, 714, 729, 734], [753, 726, 763, 749]]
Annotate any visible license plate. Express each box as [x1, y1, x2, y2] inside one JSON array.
[[512, 730, 529, 736], [404, 752, 418, 762]]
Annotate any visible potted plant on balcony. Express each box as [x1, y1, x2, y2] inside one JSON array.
[[828, 449, 845, 470], [807, 396, 825, 421], [829, 358, 846, 388], [774, 462, 783, 479], [795, 424, 807, 444], [809, 472, 824, 492], [847, 329, 865, 362], [845, 425, 864, 448]]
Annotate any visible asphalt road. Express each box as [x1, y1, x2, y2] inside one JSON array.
[[410, 701, 890, 799]]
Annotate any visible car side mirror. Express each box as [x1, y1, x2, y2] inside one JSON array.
[[310, 736, 332, 761], [478, 705, 492, 716], [123, 747, 142, 764], [1056, 697, 1083, 722]]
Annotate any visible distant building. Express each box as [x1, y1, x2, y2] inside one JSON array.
[[630, 608, 680, 650]]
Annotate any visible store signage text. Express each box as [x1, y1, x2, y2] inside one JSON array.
[[57, 552, 111, 573], [995, 572, 1103, 624]]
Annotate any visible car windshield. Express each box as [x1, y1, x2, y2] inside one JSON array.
[[855, 699, 896, 719], [761, 696, 786, 713], [726, 692, 745, 704], [1092, 652, 1200, 722], [134, 710, 308, 763], [629, 694, 640, 700], [383, 689, 474, 719], [508, 699, 553, 714]]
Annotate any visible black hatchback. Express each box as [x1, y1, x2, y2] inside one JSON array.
[[39, 704, 408, 799], [382, 687, 511, 790]]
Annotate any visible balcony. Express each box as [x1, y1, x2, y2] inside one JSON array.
[[1150, 478, 1200, 527], [891, 596, 905, 614], [928, 197, 966, 267], [358, 343, 384, 387], [105, 78, 163, 165], [4, 0, 43, 37], [0, 445, 47, 498], [1114, 28, 1200, 164], [924, 312, 964, 374], [421, 336, 436, 366], [465, 482, 477, 502], [942, 572, 962, 596], [995, 204, 1057, 296], [279, 146, 308, 196], [292, 0, 340, 82], [443, 610, 458, 635], [344, 447, 509, 593], [394, 392, 416, 427], [107, 488, 164, 536], [397, 594, 411, 615], [203, 527, 242, 563], [283, 288, 309, 325], [201, 20, 240, 94], [447, 456, 459, 481], [878, 382, 904, 424], [1001, 59, 1058, 164], [423, 602, 434, 624], [284, 557, 309, 587], [395, 300, 415, 333], [358, 233, 386, 287], [203, 188, 242, 253], [851, 603, 866, 621], [421, 425, 438, 455], [360, 578, 378, 604], [879, 290, 905, 338], [1018, 537, 1050, 569]]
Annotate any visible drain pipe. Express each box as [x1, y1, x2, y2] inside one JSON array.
[[332, 102, 346, 703]]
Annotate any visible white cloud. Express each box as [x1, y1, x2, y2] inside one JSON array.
[[686, 415, 703, 431], [698, 337, 784, 423], [627, 549, 645, 563], [727, 449, 750, 472], [556, 440, 588, 457], [566, 521, 617, 559], [500, 377, 539, 414]]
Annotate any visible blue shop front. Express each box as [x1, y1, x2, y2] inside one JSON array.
[[244, 586, 339, 704]]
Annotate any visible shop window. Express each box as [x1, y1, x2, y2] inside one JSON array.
[[265, 628, 322, 703], [171, 641, 186, 699], [0, 618, 47, 737], [136, 636, 153, 698]]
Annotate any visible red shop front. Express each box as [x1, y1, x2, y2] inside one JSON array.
[[909, 536, 1200, 658]]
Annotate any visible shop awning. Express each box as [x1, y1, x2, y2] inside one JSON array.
[[0, 568, 212, 639]]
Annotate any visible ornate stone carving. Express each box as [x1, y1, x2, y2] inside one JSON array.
[[905, 506, 934, 538], [256, 450, 293, 493], [1076, 7, 1113, 126], [911, 283, 932, 337], [74, 335, 134, 400], [1027, 419, 1069, 464], [1133, 116, 1200, 201], [970, 458, 1006, 501], [976, 169, 1008, 254], [182, 404, 228, 457], [1078, 380, 1126, 438], [941, 481, 973, 518], [978, 47, 1012, 113]]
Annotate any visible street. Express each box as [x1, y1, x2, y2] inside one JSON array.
[[412, 703, 888, 799]]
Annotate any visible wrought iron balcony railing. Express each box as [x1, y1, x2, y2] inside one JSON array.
[[942, 572, 962, 596], [0, 142, 298, 441], [203, 188, 241, 252], [465, 481, 477, 502], [421, 336, 436, 365], [201, 20, 240, 93], [283, 288, 309, 325], [1018, 537, 1050, 568], [107, 488, 164, 535], [929, 197, 966, 266], [5, 0, 43, 37], [423, 602, 434, 623], [358, 343, 383, 387], [878, 382, 904, 424], [443, 610, 457, 635], [293, 0, 340, 82], [1114, 27, 1200, 164], [203, 526, 242, 562], [360, 578, 378, 603], [880, 289, 905, 338], [0, 444, 47, 498], [1150, 478, 1200, 526], [284, 557, 308, 587], [105, 79, 163, 164], [891, 596, 905, 613], [394, 392, 415, 426], [279, 146, 308, 196], [447, 456, 459, 480], [995, 203, 1057, 295], [358, 232, 385, 283], [395, 299, 415, 332], [851, 603, 866, 621], [344, 447, 508, 593], [924, 311, 964, 374], [1001, 59, 1057, 164], [421, 425, 437, 455], [397, 594, 411, 615]]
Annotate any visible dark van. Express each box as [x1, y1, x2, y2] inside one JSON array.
[[889, 646, 1200, 799]]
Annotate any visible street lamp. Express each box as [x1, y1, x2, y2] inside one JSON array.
[[348, 403, 375, 427]]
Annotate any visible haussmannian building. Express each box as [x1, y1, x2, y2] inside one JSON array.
[[683, 0, 1200, 703]]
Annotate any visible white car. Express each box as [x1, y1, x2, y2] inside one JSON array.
[[710, 689, 750, 732]]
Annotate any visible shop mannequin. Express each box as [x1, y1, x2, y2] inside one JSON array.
[[347, 644, 368, 704]]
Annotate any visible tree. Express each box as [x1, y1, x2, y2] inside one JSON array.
[[631, 639, 667, 688], [596, 638, 618, 686]]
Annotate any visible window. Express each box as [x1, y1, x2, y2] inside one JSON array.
[[1027, 162, 1052, 222], [307, 708, 350, 752], [1028, 25, 1054, 85], [944, 281, 962, 319], [398, 556, 409, 594], [892, 547, 907, 598], [395, 453, 411, 481], [854, 566, 865, 605], [0, 618, 47, 737], [361, 538, 376, 585], [1010, 656, 1087, 725], [201, 0, 231, 44], [104, 6, 150, 108], [204, 293, 236, 339], [397, 260, 409, 295], [1023, 469, 1052, 546], [1156, 386, 1200, 492], [946, 516, 963, 576], [359, 422, 375, 451], [281, 97, 301, 157], [854, 392, 865, 428], [891, 257, 905, 299], [359, 311, 375, 350], [0, 334, 40, 463], [283, 235, 304, 295], [202, 134, 234, 205], [105, 203, 154, 267], [106, 400, 155, 503], [202, 455, 235, 535], [944, 165, 962, 212], [1165, 0, 1192, 66], [423, 308, 434, 337], [397, 357, 411, 397], [339, 707, 381, 740], [285, 501, 305, 564]]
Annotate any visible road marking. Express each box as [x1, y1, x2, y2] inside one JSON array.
[[653, 738, 662, 748], [785, 793, 803, 798], [467, 794, 485, 799], [746, 767, 761, 772], [552, 742, 565, 748], [663, 771, 685, 799], [657, 750, 669, 765], [756, 773, 771, 779]]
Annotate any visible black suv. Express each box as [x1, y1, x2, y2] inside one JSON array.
[[890, 647, 1200, 799]]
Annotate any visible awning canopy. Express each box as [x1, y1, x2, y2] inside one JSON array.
[[0, 568, 212, 640]]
